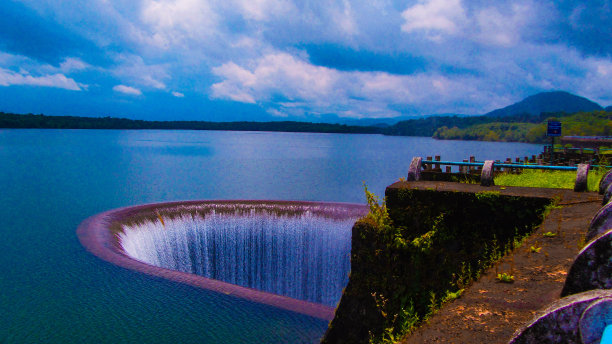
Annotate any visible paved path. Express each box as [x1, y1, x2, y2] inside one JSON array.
[[398, 183, 603, 344]]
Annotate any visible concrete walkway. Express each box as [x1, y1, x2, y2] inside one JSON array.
[[399, 184, 603, 344]]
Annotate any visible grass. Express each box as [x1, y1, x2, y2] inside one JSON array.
[[530, 244, 542, 253], [493, 169, 607, 192], [496, 272, 515, 283]]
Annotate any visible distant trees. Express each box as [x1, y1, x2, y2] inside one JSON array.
[[0, 112, 382, 134], [1, 109, 609, 144]]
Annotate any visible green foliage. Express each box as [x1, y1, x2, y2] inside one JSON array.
[[434, 122, 537, 142], [364, 184, 391, 228], [475, 190, 501, 201], [543, 231, 557, 238], [432, 110, 611, 143], [441, 289, 464, 304], [530, 245, 542, 253], [496, 272, 515, 283], [369, 293, 420, 344]]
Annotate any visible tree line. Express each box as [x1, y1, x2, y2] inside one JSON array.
[[1, 110, 609, 143], [0, 112, 381, 134]]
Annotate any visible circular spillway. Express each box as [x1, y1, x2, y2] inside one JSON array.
[[77, 200, 367, 320]]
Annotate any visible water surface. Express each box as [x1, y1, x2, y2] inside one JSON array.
[[0, 129, 541, 343]]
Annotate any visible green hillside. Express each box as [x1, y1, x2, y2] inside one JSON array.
[[433, 110, 612, 143]]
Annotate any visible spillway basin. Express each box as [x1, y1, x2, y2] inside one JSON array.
[[77, 200, 367, 320]]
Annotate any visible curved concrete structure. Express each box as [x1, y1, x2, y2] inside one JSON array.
[[586, 202, 612, 242], [561, 229, 612, 297], [77, 200, 367, 321], [509, 290, 612, 344], [599, 169, 612, 195], [603, 183, 612, 205]]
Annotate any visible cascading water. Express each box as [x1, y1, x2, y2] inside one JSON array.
[[116, 203, 364, 307]]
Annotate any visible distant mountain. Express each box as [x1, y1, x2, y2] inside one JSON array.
[[606, 106, 612, 111], [484, 91, 603, 118]]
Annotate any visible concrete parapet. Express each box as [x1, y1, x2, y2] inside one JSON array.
[[586, 202, 612, 242], [509, 290, 612, 344], [561, 229, 612, 297], [599, 169, 612, 195]]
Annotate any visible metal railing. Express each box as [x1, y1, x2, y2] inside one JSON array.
[[422, 160, 611, 171]]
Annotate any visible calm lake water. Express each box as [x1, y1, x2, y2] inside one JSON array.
[[0, 129, 541, 343]]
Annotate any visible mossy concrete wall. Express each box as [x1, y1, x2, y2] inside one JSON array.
[[322, 181, 552, 344]]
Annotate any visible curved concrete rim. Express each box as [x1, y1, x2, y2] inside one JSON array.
[[77, 199, 368, 321]]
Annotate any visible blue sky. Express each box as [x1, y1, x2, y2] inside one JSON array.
[[0, 0, 610, 122]]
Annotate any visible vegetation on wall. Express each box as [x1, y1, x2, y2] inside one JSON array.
[[323, 185, 551, 344]]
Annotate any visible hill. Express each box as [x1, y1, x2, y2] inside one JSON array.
[[484, 91, 602, 118]]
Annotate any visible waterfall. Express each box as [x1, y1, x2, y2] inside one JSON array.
[[118, 206, 361, 307]]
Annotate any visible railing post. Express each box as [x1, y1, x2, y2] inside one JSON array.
[[407, 157, 422, 181], [481, 160, 495, 187], [574, 164, 589, 192]]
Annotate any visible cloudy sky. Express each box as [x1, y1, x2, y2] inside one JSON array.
[[0, 0, 610, 121]]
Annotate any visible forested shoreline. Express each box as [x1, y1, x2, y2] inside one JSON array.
[[1, 110, 609, 143], [0, 112, 380, 134]]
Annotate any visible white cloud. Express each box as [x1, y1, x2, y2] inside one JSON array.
[[401, 0, 537, 47], [140, 0, 218, 48], [59, 58, 90, 72], [7, 0, 612, 119], [233, 0, 294, 21], [401, 0, 467, 38], [0, 68, 82, 90], [113, 84, 142, 95], [474, 4, 532, 47], [172, 91, 185, 97], [211, 53, 338, 105], [210, 52, 489, 117], [112, 54, 168, 89], [333, 0, 359, 36], [579, 57, 612, 106]]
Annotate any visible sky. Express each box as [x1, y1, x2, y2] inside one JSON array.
[[0, 0, 610, 122]]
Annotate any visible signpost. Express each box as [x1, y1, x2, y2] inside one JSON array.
[[547, 121, 562, 164]]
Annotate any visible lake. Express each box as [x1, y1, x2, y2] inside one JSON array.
[[0, 129, 541, 343]]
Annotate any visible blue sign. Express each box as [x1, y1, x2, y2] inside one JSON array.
[[547, 121, 562, 137]]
